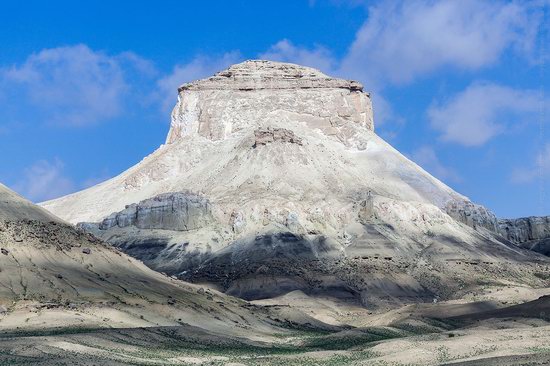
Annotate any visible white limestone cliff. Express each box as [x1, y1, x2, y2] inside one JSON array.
[[39, 60, 548, 305], [166, 60, 373, 148], [42, 60, 464, 227]]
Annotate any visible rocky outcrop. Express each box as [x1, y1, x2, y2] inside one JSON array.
[[42, 60, 550, 306], [498, 216, 550, 256], [179, 60, 364, 92], [1, 220, 103, 251], [96, 192, 212, 231], [443, 200, 550, 256], [498, 216, 550, 243], [253, 128, 303, 147], [444, 199, 498, 232], [358, 191, 375, 223], [166, 60, 374, 146], [229, 211, 246, 233]]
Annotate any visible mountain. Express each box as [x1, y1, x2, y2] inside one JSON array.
[[0, 181, 324, 337], [41, 60, 550, 308], [499, 216, 550, 256], [0, 182, 60, 222]]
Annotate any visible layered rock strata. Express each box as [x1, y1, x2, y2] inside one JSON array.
[[166, 60, 373, 148], [499, 216, 550, 255], [97, 192, 212, 231], [0, 183, 315, 336], [42, 60, 550, 307]]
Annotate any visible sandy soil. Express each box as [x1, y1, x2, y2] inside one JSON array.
[[2, 293, 549, 365]]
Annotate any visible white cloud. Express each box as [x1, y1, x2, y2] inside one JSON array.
[[511, 143, 550, 184], [340, 0, 540, 85], [156, 52, 242, 113], [370, 93, 404, 127], [257, 40, 403, 126], [256, 1, 540, 129], [149, 1, 540, 129], [12, 159, 115, 202], [410, 146, 461, 183], [117, 51, 157, 78], [2, 44, 151, 126], [259, 39, 337, 75], [98, 0, 541, 132], [428, 82, 541, 146], [13, 159, 75, 202]]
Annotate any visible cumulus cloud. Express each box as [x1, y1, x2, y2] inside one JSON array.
[[256, 1, 541, 128], [259, 39, 337, 75], [258, 39, 402, 126], [13, 159, 75, 202], [11, 159, 115, 202], [340, 0, 541, 85], [156, 52, 242, 113], [511, 143, 550, 184], [2, 44, 152, 126], [410, 146, 461, 183], [428, 82, 541, 146]]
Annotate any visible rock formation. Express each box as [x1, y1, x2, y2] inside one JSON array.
[[41, 60, 550, 307], [253, 127, 303, 147], [0, 182, 310, 336], [499, 216, 550, 255], [444, 199, 499, 232], [97, 192, 212, 231], [499, 216, 550, 243], [166, 60, 373, 148]]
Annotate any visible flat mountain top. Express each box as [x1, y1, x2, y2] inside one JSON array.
[[38, 61, 549, 307], [180, 60, 364, 91]]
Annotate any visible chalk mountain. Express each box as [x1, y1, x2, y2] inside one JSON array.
[[42, 61, 550, 307], [0, 182, 318, 337]]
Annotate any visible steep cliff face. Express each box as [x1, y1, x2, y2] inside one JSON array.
[[499, 216, 550, 256], [41, 60, 550, 306], [499, 216, 550, 243], [167, 60, 373, 148], [42, 61, 464, 226], [96, 192, 212, 231], [444, 200, 499, 232]]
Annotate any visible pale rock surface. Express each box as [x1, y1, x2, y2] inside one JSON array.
[[178, 60, 364, 92], [41, 60, 550, 306], [0, 181, 319, 337], [253, 127, 303, 147], [444, 199, 499, 232], [166, 60, 373, 148], [43, 57, 461, 226], [98, 192, 212, 231]]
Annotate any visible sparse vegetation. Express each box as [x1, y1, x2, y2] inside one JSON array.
[[528, 346, 550, 354]]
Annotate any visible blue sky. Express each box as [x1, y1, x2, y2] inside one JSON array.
[[0, 0, 548, 218]]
